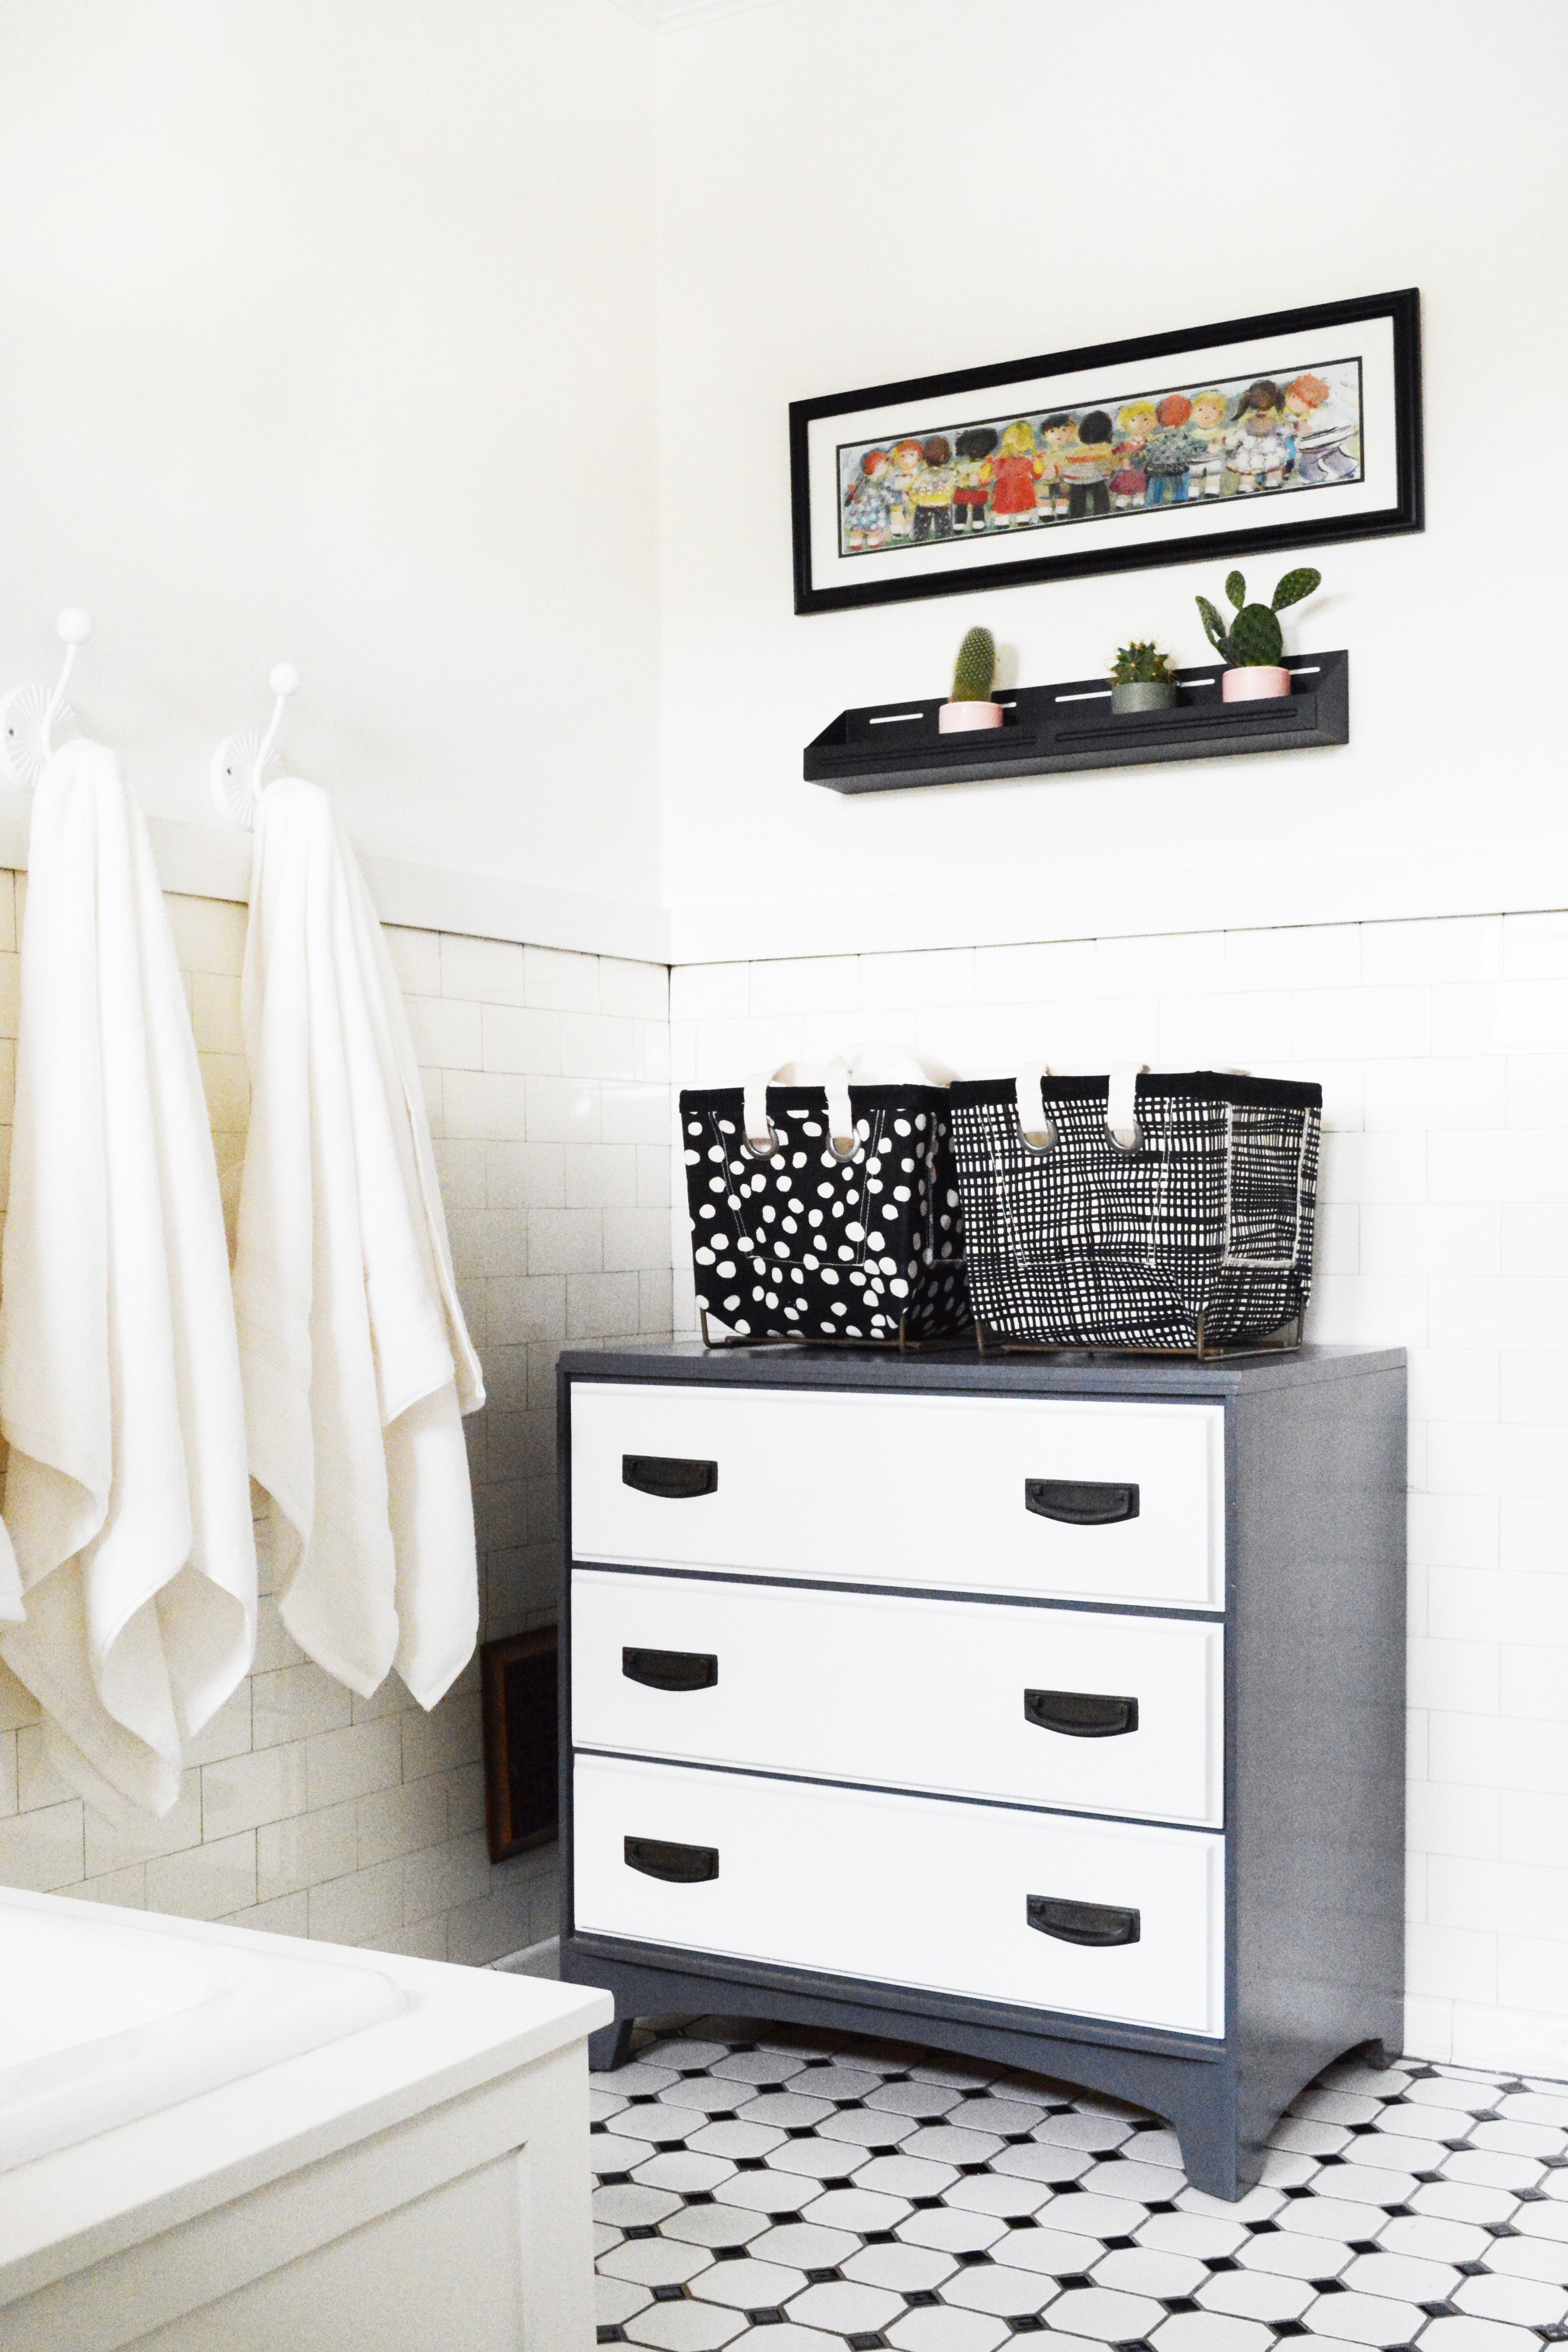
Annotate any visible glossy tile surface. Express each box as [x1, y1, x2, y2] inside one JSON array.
[[593, 2020, 1568, 2352]]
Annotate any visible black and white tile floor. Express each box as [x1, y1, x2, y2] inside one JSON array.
[[589, 2016, 1568, 2352]]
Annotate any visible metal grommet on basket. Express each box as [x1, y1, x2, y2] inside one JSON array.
[[740, 1125, 782, 1160], [1014, 1069, 1056, 1156], [1105, 1061, 1144, 1156], [826, 1130, 860, 1163]]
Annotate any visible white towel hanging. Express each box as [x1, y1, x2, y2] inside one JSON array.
[[233, 776, 484, 1710], [0, 739, 257, 1817]]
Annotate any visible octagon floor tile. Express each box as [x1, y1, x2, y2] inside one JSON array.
[[687, 2255, 809, 2311], [787, 2276, 906, 2331], [1300, 2288, 1426, 2344]]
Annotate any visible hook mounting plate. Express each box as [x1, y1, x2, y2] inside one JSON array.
[[0, 684, 80, 790], [210, 733, 272, 828]]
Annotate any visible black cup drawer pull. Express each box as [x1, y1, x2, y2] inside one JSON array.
[[1027, 1893, 1141, 1947], [1024, 1478, 1140, 1526], [622, 1646, 719, 1693], [624, 1835, 719, 1884], [1024, 1688, 1140, 1739], [622, 1454, 718, 1500]]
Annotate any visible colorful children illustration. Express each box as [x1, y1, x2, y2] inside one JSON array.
[[951, 426, 998, 531], [1227, 380, 1294, 494], [988, 419, 1043, 526], [886, 438, 925, 539], [1108, 400, 1155, 510], [1063, 409, 1116, 520], [835, 357, 1363, 555], [1283, 372, 1360, 484], [1140, 392, 1203, 506], [843, 447, 895, 549], [1037, 413, 1077, 518], [908, 434, 957, 540], [1186, 389, 1233, 498]]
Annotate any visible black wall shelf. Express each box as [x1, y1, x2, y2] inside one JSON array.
[[805, 650, 1348, 795]]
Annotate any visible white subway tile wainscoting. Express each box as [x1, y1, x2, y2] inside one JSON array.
[[669, 912, 1568, 2080], [0, 874, 670, 1965]]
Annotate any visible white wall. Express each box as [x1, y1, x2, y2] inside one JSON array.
[[656, 0, 1568, 964], [0, 0, 665, 954], [655, 0, 1568, 2078]]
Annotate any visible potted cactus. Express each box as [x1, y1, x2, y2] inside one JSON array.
[[938, 624, 1005, 733], [1109, 641, 1177, 715], [1196, 567, 1321, 701]]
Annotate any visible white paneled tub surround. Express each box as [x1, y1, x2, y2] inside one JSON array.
[[0, 1889, 611, 2352]]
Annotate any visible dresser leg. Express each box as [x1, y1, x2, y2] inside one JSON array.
[[588, 2015, 637, 2073], [1167, 2076, 1246, 2203]]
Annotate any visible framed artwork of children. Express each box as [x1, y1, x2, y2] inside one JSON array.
[[789, 289, 1422, 616]]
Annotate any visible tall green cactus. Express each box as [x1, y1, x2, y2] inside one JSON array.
[[1196, 567, 1320, 667], [951, 625, 997, 702]]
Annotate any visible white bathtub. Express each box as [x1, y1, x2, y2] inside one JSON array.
[[0, 1888, 612, 2351], [0, 1890, 406, 2174]]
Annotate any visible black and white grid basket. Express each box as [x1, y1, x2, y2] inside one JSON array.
[[680, 1060, 970, 1344], [948, 1063, 1321, 1352]]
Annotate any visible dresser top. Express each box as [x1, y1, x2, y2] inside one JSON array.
[[560, 1339, 1405, 1402]]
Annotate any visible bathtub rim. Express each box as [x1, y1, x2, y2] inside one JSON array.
[[0, 1887, 611, 2309]]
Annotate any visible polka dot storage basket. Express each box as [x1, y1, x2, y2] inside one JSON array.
[[948, 1063, 1322, 1354], [680, 1056, 971, 1345]]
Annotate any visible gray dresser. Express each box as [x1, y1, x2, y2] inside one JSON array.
[[557, 1340, 1405, 2200]]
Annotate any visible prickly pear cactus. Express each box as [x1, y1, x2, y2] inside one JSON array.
[[951, 626, 996, 702], [1195, 596, 1232, 659], [1272, 567, 1321, 612], [1228, 603, 1285, 666], [1196, 567, 1321, 666]]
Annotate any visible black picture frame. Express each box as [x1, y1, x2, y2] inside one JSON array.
[[789, 288, 1422, 616]]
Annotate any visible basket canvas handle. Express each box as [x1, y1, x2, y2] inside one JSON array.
[[1013, 1068, 1055, 1151], [1016, 1063, 1149, 1152], [744, 1057, 856, 1157], [1107, 1061, 1144, 1150]]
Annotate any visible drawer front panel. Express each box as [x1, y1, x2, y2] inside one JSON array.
[[573, 1754, 1224, 2038], [570, 1382, 1224, 1611], [573, 1571, 1223, 1826]]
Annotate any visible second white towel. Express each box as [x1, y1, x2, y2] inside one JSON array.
[[234, 778, 484, 1710]]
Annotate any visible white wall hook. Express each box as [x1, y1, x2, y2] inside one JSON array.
[[0, 607, 94, 789], [210, 662, 301, 827]]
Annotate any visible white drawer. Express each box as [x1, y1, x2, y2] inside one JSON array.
[[573, 1754, 1224, 2038], [573, 1570, 1223, 1827], [570, 1382, 1223, 1611]]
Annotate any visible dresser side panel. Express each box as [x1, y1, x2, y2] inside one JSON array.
[[1229, 1361, 1407, 2164]]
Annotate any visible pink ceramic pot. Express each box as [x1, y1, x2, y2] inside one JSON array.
[[938, 699, 1005, 733], [1221, 666, 1291, 702]]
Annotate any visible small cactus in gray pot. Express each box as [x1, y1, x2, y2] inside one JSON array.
[[1109, 639, 1177, 714], [1196, 567, 1320, 667]]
